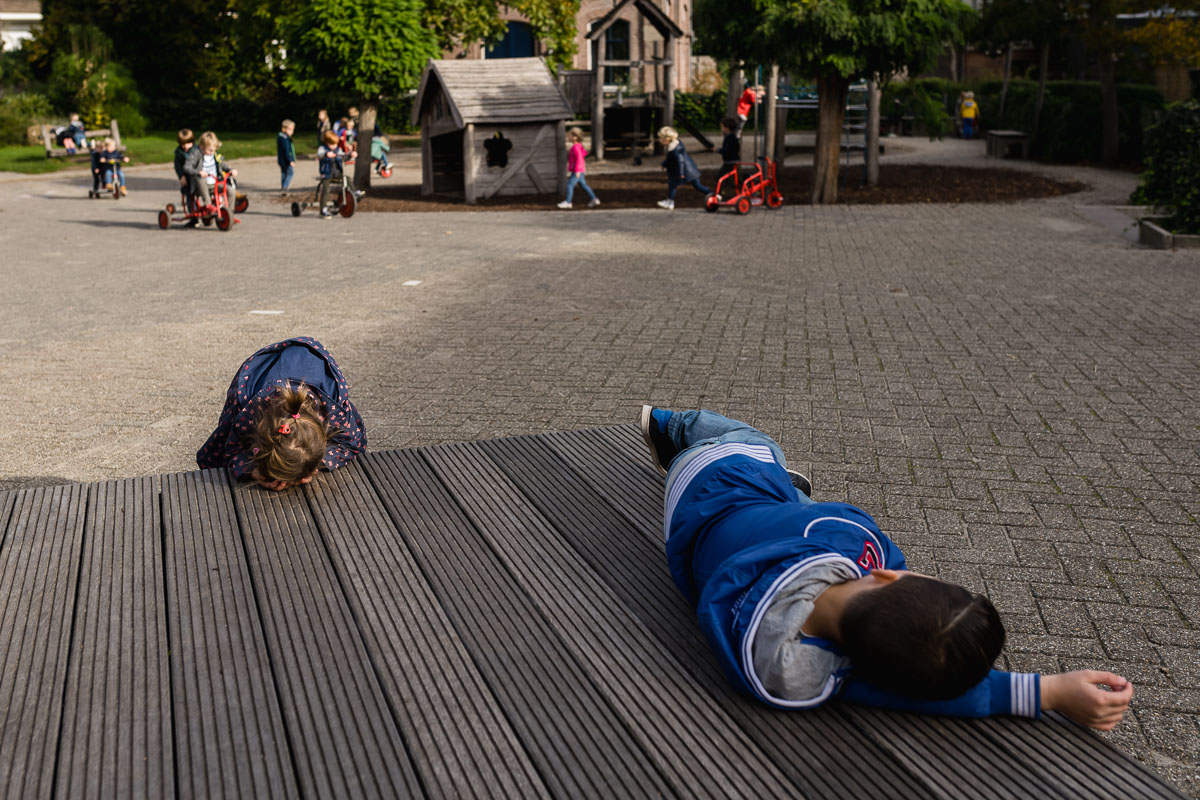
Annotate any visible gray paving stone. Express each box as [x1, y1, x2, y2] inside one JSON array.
[[1, 141, 1197, 795]]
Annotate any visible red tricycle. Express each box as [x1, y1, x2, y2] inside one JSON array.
[[157, 173, 242, 231], [705, 157, 784, 215]]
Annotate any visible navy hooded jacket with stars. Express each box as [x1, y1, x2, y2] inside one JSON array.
[[196, 337, 367, 478]]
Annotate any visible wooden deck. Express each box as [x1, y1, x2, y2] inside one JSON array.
[[0, 426, 1185, 799]]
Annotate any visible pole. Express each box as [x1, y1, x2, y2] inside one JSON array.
[[764, 65, 779, 161]]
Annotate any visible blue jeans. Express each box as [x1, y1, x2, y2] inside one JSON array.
[[663, 410, 812, 505], [668, 176, 710, 200], [103, 166, 125, 187], [281, 164, 294, 190], [962, 119, 975, 139], [565, 172, 596, 204]]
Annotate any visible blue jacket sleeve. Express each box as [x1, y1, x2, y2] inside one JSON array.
[[838, 670, 1040, 719]]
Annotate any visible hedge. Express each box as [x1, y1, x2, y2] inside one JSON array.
[[142, 93, 417, 136], [883, 77, 1165, 164], [1131, 100, 1200, 234]]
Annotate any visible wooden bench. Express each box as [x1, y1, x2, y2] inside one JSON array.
[[987, 129, 1031, 159], [40, 119, 121, 158], [0, 426, 1187, 799]]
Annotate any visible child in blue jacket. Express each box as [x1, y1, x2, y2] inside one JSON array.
[[640, 406, 1133, 730], [278, 119, 297, 192], [656, 126, 710, 210], [197, 337, 367, 491]]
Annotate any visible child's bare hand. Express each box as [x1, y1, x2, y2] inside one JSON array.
[[230, 168, 238, 177], [1041, 671, 1132, 730]]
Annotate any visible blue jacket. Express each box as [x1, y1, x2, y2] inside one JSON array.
[[196, 337, 367, 478], [277, 131, 296, 167], [317, 145, 346, 179], [666, 442, 1040, 718], [662, 142, 701, 182]]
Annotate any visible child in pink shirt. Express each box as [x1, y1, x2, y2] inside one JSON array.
[[557, 127, 600, 209]]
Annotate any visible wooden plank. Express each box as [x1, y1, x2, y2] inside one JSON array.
[[305, 462, 549, 799], [55, 477, 173, 799], [421, 441, 801, 797], [481, 125, 550, 199], [0, 484, 87, 799], [967, 712, 1188, 799], [161, 469, 298, 800], [228, 478, 423, 799], [363, 448, 674, 798], [482, 431, 931, 799]]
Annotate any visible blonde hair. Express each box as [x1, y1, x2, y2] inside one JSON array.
[[198, 131, 221, 150], [568, 126, 584, 142], [657, 126, 678, 142], [281, 119, 294, 130], [248, 383, 333, 484]]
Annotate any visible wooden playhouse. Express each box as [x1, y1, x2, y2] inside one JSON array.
[[411, 57, 573, 203]]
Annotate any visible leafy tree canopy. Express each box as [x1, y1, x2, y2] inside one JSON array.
[[278, 0, 440, 99], [695, 0, 975, 81]]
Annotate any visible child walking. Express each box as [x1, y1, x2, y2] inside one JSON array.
[[557, 127, 600, 210], [656, 127, 709, 210], [197, 337, 367, 491], [278, 119, 297, 194]]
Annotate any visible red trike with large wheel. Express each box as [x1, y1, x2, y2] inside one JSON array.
[[157, 173, 241, 231], [705, 157, 784, 215]]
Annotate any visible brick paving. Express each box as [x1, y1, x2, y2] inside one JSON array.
[[0, 141, 1197, 794]]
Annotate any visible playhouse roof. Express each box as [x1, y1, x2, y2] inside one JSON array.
[[410, 57, 574, 128]]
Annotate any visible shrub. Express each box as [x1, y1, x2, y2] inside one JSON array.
[[1131, 100, 1200, 235], [882, 79, 952, 139], [0, 92, 53, 145], [674, 90, 726, 130]]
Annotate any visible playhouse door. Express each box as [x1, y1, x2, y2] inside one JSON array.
[[431, 130, 464, 194]]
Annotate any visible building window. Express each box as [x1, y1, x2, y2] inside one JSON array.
[[486, 21, 535, 59], [604, 20, 630, 86]]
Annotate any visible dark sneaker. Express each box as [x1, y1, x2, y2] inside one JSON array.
[[786, 469, 812, 498], [639, 405, 678, 476]]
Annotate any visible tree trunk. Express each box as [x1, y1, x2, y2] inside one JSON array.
[[866, 79, 880, 187], [1098, 51, 1118, 166], [726, 62, 743, 118], [999, 42, 1013, 121], [764, 64, 779, 161], [354, 100, 377, 191], [1032, 41, 1050, 141], [811, 74, 849, 204], [774, 107, 788, 168]]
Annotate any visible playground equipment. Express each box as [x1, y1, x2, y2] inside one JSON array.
[[157, 174, 238, 231], [705, 158, 783, 215]]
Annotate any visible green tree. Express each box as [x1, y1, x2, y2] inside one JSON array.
[[1069, 0, 1200, 166], [279, 0, 440, 189], [696, 0, 975, 203], [976, 0, 1070, 138]]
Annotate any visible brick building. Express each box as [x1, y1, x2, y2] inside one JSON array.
[[453, 0, 703, 92]]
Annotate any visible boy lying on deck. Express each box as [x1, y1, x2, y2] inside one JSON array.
[[640, 407, 1133, 730]]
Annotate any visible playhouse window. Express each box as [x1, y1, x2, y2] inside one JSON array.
[[604, 20, 630, 86]]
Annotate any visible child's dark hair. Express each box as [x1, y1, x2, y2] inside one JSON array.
[[249, 383, 332, 484], [177, 128, 194, 145], [840, 575, 1005, 701], [721, 116, 739, 130]]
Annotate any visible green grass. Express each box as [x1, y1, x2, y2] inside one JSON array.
[[0, 130, 314, 174]]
